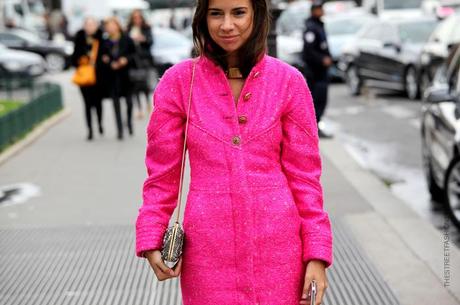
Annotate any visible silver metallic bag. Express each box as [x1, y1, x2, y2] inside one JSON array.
[[160, 59, 197, 269]]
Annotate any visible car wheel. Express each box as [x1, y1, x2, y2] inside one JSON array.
[[45, 53, 66, 73], [346, 65, 361, 96], [445, 157, 460, 230], [422, 137, 444, 202], [405, 66, 419, 100]]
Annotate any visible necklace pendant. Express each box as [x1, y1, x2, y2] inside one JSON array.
[[226, 67, 243, 79]]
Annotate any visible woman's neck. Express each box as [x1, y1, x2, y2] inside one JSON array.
[[227, 53, 238, 67], [109, 32, 121, 40]]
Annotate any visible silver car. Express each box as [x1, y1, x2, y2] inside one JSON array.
[[0, 43, 46, 77]]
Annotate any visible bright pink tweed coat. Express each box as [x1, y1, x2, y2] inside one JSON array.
[[135, 53, 333, 305]]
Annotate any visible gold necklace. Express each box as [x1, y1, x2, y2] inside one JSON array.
[[225, 67, 243, 79]]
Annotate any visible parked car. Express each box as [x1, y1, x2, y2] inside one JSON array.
[[0, 28, 73, 73], [424, 0, 460, 18], [0, 43, 45, 77], [323, 0, 357, 15], [419, 13, 460, 96], [339, 16, 438, 99], [151, 27, 193, 77], [276, 34, 304, 72], [362, 0, 426, 19], [421, 43, 460, 229], [325, 11, 376, 79]]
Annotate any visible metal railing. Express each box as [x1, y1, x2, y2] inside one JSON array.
[[0, 73, 63, 151]]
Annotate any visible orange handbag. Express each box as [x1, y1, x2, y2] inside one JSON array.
[[72, 40, 99, 87]]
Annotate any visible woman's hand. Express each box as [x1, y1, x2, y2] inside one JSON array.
[[144, 250, 182, 281], [111, 57, 128, 70], [102, 55, 110, 64], [300, 259, 328, 305], [118, 57, 128, 67]]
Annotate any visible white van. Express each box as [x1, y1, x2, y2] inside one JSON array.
[[2, 0, 46, 34]]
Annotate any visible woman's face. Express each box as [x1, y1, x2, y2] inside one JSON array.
[[132, 12, 143, 26], [84, 18, 98, 36], [104, 20, 119, 36], [206, 0, 254, 54]]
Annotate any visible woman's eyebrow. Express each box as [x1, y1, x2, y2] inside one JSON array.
[[208, 6, 248, 11]]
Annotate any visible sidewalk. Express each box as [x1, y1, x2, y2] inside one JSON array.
[[0, 72, 459, 305]]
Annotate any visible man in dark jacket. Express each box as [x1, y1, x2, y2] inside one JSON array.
[[302, 1, 333, 138]]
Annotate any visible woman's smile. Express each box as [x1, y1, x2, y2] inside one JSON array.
[[220, 35, 239, 44]]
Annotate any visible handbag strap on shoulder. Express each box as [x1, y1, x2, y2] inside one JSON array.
[[174, 58, 197, 223], [89, 40, 99, 66]]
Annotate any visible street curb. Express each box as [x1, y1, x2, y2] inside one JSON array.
[[0, 107, 71, 167], [320, 139, 460, 304]]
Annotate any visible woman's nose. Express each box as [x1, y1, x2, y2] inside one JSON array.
[[221, 15, 235, 31]]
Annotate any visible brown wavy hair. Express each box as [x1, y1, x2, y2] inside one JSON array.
[[192, 0, 271, 77]]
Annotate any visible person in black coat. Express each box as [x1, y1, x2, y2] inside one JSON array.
[[302, 1, 333, 138], [71, 17, 104, 141], [127, 9, 154, 119], [99, 17, 136, 140]]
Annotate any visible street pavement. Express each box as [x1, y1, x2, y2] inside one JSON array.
[[0, 71, 459, 304], [322, 83, 460, 246]]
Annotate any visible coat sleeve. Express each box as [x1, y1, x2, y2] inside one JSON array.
[[135, 66, 187, 258], [280, 70, 333, 268]]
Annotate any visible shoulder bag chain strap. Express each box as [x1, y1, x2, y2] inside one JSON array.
[[174, 58, 197, 223]]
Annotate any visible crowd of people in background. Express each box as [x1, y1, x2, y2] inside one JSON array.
[[71, 11, 154, 141]]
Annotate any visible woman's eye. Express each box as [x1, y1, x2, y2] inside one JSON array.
[[234, 10, 246, 16], [209, 11, 222, 16]]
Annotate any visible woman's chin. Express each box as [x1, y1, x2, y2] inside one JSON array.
[[217, 43, 241, 54]]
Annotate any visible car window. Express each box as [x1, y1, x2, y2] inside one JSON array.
[[380, 24, 399, 43], [13, 30, 41, 44], [445, 45, 460, 92], [360, 24, 382, 40], [398, 20, 437, 44], [325, 16, 374, 36], [383, 0, 423, 9], [0, 33, 25, 45]]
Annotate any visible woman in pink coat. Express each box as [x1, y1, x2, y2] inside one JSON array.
[[135, 0, 333, 304]]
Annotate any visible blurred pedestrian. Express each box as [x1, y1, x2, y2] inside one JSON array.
[[99, 17, 136, 140], [302, 0, 333, 138], [127, 9, 154, 119], [135, 0, 333, 304], [71, 16, 104, 141], [47, 10, 71, 41]]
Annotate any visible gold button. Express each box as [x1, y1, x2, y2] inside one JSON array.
[[243, 92, 252, 101], [253, 71, 260, 78], [238, 115, 247, 124], [232, 136, 241, 145]]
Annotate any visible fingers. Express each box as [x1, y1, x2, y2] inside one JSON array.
[[171, 257, 183, 277], [315, 278, 328, 305], [147, 250, 181, 281], [301, 274, 312, 300], [300, 274, 312, 305], [300, 270, 328, 305]]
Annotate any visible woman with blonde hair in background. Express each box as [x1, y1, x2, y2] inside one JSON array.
[[71, 16, 104, 141]]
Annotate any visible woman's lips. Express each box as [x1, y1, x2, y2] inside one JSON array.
[[220, 35, 238, 43]]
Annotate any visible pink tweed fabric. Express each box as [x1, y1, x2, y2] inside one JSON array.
[[135, 53, 333, 305]]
